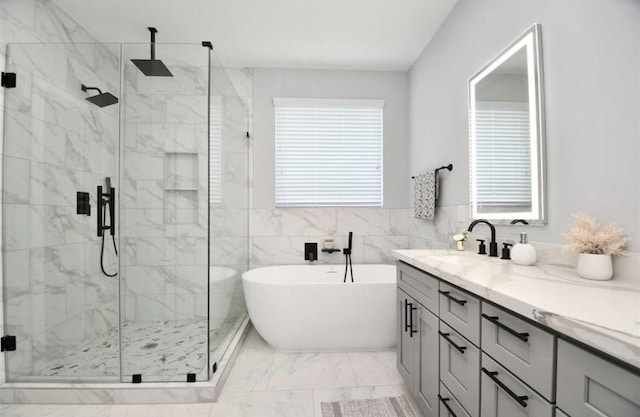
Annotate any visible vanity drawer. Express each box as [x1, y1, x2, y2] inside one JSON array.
[[556, 340, 640, 417], [397, 262, 439, 314], [440, 321, 480, 417], [439, 382, 472, 417], [439, 282, 480, 346], [481, 303, 555, 401], [481, 353, 554, 417]]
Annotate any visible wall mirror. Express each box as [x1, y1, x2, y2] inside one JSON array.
[[468, 24, 546, 225]]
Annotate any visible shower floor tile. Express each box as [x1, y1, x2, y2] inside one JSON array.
[[38, 319, 237, 380]]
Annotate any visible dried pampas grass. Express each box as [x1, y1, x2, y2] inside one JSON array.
[[564, 213, 629, 256]]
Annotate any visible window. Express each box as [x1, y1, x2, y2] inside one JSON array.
[[474, 101, 531, 209], [274, 98, 384, 207]]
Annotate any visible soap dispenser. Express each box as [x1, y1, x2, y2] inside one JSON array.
[[511, 232, 536, 265]]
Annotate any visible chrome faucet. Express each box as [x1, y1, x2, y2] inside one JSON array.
[[467, 219, 498, 257]]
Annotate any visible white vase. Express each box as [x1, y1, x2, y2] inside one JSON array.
[[576, 253, 613, 281]]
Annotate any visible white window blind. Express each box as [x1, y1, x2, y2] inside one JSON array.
[[209, 97, 222, 206], [274, 98, 384, 207], [475, 101, 531, 207]]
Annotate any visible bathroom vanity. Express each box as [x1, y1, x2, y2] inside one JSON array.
[[393, 249, 640, 417]]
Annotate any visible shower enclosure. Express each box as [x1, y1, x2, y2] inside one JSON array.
[[1, 40, 249, 383]]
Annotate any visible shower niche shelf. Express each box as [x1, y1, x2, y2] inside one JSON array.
[[164, 152, 199, 224]]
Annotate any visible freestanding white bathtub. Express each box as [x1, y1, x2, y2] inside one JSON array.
[[242, 264, 396, 352]]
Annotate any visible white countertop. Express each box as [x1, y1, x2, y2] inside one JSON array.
[[392, 249, 640, 370]]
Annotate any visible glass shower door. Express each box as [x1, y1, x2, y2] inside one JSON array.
[[119, 43, 210, 382], [207, 54, 250, 377], [2, 42, 121, 382]]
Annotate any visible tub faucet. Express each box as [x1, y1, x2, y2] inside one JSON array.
[[343, 232, 354, 282], [467, 219, 498, 257]]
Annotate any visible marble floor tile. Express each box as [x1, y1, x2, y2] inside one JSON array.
[[347, 351, 403, 386], [239, 327, 273, 352], [267, 352, 357, 391], [124, 403, 214, 417], [214, 390, 313, 417], [222, 343, 275, 392], [0, 404, 130, 417], [1, 325, 414, 417]]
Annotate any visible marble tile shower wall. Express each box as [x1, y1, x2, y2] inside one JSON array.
[[121, 62, 210, 324], [0, 0, 121, 379]]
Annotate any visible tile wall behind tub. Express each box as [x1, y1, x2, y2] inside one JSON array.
[[0, 0, 121, 380], [250, 208, 410, 267]]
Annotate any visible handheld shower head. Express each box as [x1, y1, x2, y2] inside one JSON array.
[[81, 84, 118, 107]]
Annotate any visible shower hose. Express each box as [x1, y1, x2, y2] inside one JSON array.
[[100, 202, 118, 277]]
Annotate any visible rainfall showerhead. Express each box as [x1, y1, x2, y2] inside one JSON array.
[[81, 84, 119, 107], [131, 27, 173, 77]]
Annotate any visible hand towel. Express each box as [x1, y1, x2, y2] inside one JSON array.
[[413, 170, 439, 220]]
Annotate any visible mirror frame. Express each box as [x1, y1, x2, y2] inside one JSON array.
[[468, 23, 546, 225]]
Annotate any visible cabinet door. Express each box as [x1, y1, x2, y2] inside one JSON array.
[[481, 353, 554, 417], [557, 340, 640, 417], [397, 289, 415, 389], [414, 307, 439, 417], [439, 322, 480, 417], [555, 409, 570, 417]]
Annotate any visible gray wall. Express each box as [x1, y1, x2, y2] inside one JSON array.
[[253, 68, 410, 209], [409, 0, 640, 251]]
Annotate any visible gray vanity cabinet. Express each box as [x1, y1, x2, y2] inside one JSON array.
[[397, 289, 415, 386], [396, 260, 638, 417], [397, 262, 440, 417], [556, 340, 640, 417], [415, 307, 440, 415]]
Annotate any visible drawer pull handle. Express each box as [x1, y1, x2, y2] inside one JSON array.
[[404, 299, 418, 337], [439, 331, 467, 354], [438, 395, 458, 417], [439, 290, 467, 306], [409, 303, 417, 337], [482, 314, 530, 342], [482, 367, 529, 408], [404, 299, 410, 333]]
